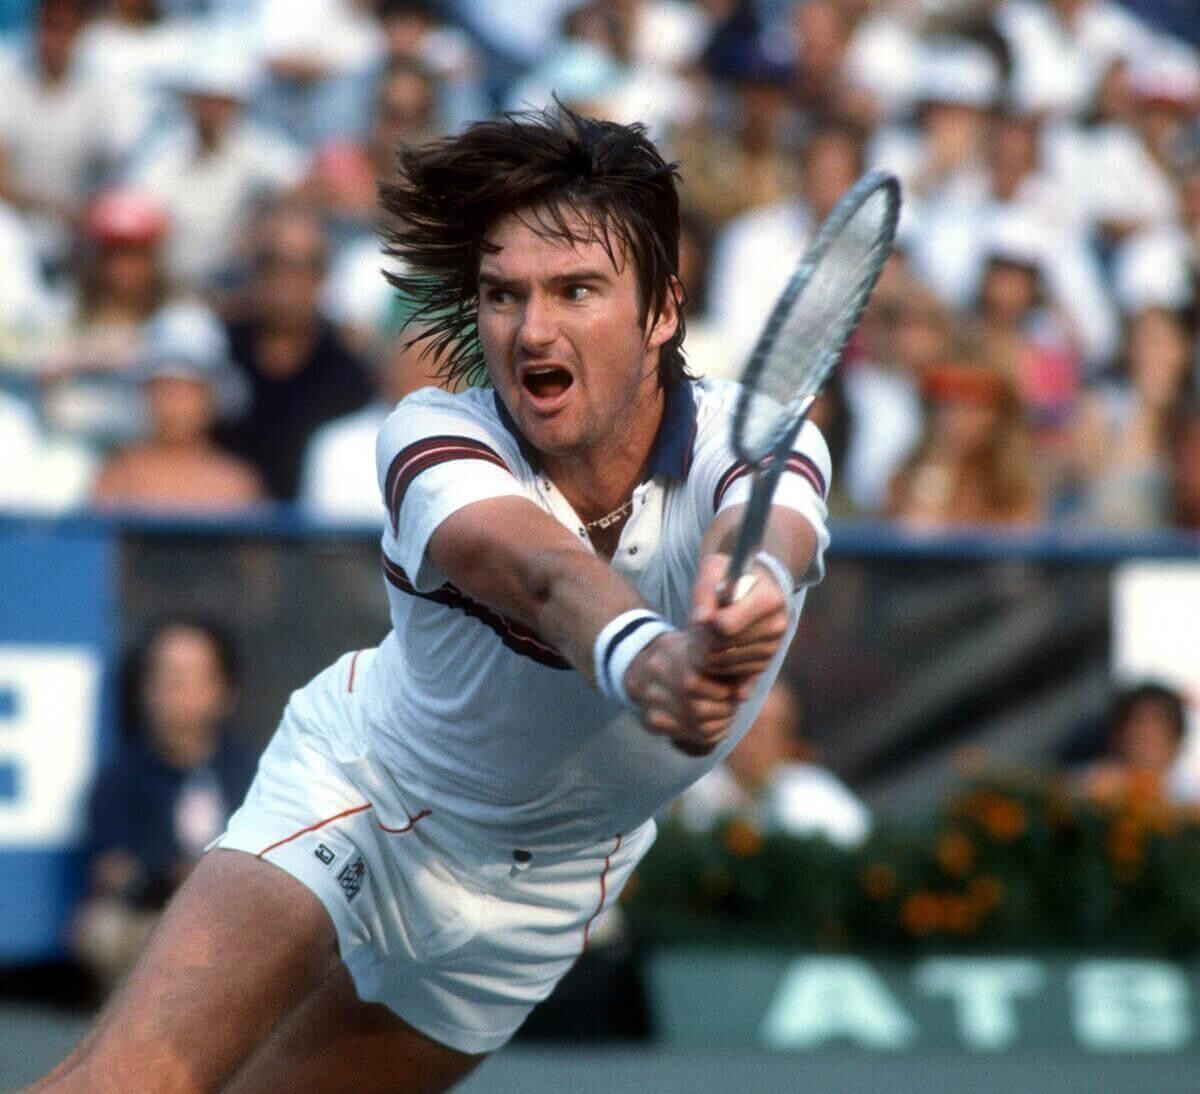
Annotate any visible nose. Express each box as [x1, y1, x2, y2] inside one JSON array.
[[516, 292, 557, 353]]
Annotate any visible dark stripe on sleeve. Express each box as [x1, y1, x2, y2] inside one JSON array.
[[713, 450, 827, 510], [384, 435, 510, 533], [382, 554, 571, 670]]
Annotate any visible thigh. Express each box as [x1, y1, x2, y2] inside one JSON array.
[[36, 848, 341, 1094], [226, 962, 486, 1094]]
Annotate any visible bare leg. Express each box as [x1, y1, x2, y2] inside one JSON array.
[[227, 963, 486, 1094], [29, 849, 341, 1094]]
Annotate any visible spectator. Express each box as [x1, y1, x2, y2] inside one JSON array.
[[1067, 306, 1194, 528], [38, 187, 171, 448], [312, 58, 442, 349], [968, 213, 1083, 491], [1075, 680, 1189, 803], [125, 41, 308, 291], [505, 0, 693, 141], [675, 680, 871, 848], [0, 0, 123, 268], [0, 386, 95, 511], [72, 616, 257, 995], [709, 118, 866, 365], [888, 359, 1042, 528], [251, 0, 383, 147], [299, 316, 442, 524], [996, 0, 1162, 120], [869, 38, 998, 216], [1169, 398, 1200, 530], [841, 266, 948, 514], [74, 0, 195, 156], [673, 25, 800, 229], [354, 0, 488, 137], [91, 301, 266, 512], [215, 203, 375, 501]]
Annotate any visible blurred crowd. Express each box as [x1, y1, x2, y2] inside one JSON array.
[[0, 0, 1198, 535]]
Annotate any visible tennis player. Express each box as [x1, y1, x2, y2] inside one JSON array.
[[35, 107, 832, 1093]]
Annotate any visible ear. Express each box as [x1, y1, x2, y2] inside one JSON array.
[[645, 275, 682, 350]]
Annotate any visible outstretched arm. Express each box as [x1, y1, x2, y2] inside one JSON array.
[[426, 495, 743, 743]]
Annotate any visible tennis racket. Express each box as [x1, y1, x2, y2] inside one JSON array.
[[720, 169, 901, 605]]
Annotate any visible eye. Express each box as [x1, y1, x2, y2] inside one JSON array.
[[484, 287, 514, 307], [564, 284, 592, 302]]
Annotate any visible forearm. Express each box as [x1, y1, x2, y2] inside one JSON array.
[[426, 498, 649, 686], [514, 545, 648, 685], [699, 503, 819, 593]]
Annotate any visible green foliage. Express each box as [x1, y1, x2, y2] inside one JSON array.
[[625, 774, 1200, 954]]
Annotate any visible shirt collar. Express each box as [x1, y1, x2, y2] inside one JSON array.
[[492, 375, 697, 481]]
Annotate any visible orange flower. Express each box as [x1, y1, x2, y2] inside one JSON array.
[[860, 862, 900, 901], [901, 890, 943, 936], [1106, 819, 1143, 876], [967, 874, 1004, 914], [941, 896, 976, 935], [935, 830, 977, 877], [1124, 770, 1165, 814], [981, 798, 1028, 842], [723, 817, 764, 858]]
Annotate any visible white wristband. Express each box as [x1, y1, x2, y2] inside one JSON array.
[[752, 549, 796, 599], [593, 609, 675, 708]]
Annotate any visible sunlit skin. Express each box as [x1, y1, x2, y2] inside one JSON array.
[[145, 375, 216, 446], [476, 210, 679, 523]]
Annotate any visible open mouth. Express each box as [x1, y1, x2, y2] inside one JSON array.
[[521, 366, 574, 401]]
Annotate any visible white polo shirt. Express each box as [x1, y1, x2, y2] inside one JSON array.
[[359, 376, 831, 851]]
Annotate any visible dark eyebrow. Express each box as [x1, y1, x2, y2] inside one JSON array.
[[547, 268, 614, 286]]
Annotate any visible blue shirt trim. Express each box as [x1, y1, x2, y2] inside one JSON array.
[[491, 376, 697, 481]]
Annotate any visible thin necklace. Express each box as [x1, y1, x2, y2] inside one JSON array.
[[584, 498, 633, 530]]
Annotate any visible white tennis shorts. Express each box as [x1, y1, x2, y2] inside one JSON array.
[[212, 649, 656, 1055]]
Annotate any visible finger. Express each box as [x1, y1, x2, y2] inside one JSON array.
[[706, 583, 787, 641], [690, 554, 730, 627], [701, 639, 780, 675]]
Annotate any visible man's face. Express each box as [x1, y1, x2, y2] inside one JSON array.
[[476, 210, 677, 463]]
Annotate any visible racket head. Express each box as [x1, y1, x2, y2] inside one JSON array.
[[731, 170, 901, 465]]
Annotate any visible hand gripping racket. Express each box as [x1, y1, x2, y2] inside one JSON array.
[[719, 170, 901, 605], [674, 172, 900, 759]]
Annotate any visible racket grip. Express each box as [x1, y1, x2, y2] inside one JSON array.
[[718, 571, 758, 606]]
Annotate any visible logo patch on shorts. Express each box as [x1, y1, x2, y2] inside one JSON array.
[[337, 855, 366, 901], [314, 843, 336, 867]]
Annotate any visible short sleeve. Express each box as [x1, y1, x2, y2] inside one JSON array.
[[690, 386, 832, 589], [376, 390, 528, 591]]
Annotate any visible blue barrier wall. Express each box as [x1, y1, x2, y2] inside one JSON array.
[[0, 521, 114, 962]]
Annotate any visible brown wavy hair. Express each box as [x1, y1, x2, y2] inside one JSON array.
[[378, 104, 688, 388]]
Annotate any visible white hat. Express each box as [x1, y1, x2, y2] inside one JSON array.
[[917, 39, 1002, 109], [169, 36, 260, 102], [1113, 228, 1194, 314], [135, 302, 248, 420], [980, 210, 1047, 273]]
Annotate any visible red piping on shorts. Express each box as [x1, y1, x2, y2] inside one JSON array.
[[377, 809, 432, 834], [580, 833, 622, 955], [256, 803, 374, 859], [347, 649, 363, 693]]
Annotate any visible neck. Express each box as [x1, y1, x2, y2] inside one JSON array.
[[542, 379, 665, 525]]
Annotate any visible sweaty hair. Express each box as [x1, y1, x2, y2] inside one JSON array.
[[379, 105, 687, 388]]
